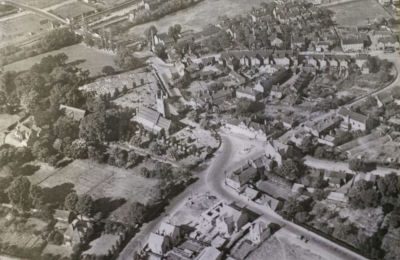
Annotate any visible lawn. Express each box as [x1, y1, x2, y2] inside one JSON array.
[[327, 0, 391, 26], [3, 43, 119, 76], [127, 0, 274, 36]]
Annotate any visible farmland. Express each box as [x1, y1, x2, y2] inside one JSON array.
[[10, 0, 67, 8], [31, 159, 159, 204], [327, 0, 391, 26], [0, 13, 51, 44], [3, 43, 119, 76], [50, 2, 96, 19], [127, 0, 273, 36]]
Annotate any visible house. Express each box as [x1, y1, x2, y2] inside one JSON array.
[[148, 232, 170, 256], [132, 106, 171, 134], [337, 107, 374, 131], [304, 114, 341, 137], [196, 247, 222, 260], [323, 171, 347, 188], [54, 210, 71, 223], [341, 37, 364, 52], [226, 163, 258, 191], [375, 92, 394, 107], [236, 87, 262, 101], [255, 194, 282, 211], [377, 36, 399, 50], [242, 186, 259, 200], [265, 140, 289, 166], [225, 118, 267, 141], [9, 116, 41, 147], [327, 192, 349, 205], [215, 203, 249, 235], [60, 105, 86, 121], [249, 220, 271, 245], [269, 84, 284, 99], [157, 222, 181, 245]]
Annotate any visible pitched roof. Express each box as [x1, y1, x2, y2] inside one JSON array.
[[337, 107, 368, 123], [60, 105, 86, 121], [158, 222, 179, 237], [133, 106, 171, 131]]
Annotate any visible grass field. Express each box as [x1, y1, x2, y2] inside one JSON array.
[[32, 159, 159, 204], [327, 0, 391, 26], [127, 0, 273, 36], [51, 2, 96, 19], [3, 43, 119, 76], [0, 13, 51, 41], [11, 0, 67, 8]]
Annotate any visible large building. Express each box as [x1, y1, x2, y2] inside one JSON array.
[[132, 106, 171, 134]]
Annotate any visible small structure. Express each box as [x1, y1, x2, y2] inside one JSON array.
[[59, 105, 86, 121], [157, 222, 181, 246], [196, 246, 222, 260], [148, 232, 170, 256], [248, 220, 271, 244]]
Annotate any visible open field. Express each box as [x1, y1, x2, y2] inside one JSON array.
[[3, 43, 119, 76], [327, 0, 391, 26], [0, 13, 51, 42], [50, 2, 96, 19], [11, 0, 67, 8], [32, 159, 159, 204], [127, 0, 272, 36]]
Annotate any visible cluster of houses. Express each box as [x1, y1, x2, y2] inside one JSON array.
[[144, 201, 276, 260]]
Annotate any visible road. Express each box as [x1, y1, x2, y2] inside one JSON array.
[[118, 134, 368, 260], [205, 136, 368, 260], [346, 51, 400, 108], [1, 0, 68, 24]]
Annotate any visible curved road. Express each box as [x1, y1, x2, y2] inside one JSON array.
[[205, 136, 368, 260], [118, 134, 368, 260]]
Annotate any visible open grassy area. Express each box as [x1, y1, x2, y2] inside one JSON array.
[[0, 13, 51, 41], [11, 0, 67, 8], [31, 159, 159, 204], [3, 43, 119, 76], [327, 0, 391, 26], [51, 2, 96, 19], [127, 0, 273, 36]]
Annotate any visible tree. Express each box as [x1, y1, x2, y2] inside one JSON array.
[[115, 47, 143, 70], [7, 176, 31, 211], [64, 192, 79, 212], [349, 158, 368, 172], [76, 194, 93, 217], [128, 202, 146, 224], [145, 25, 158, 42], [168, 24, 182, 42], [102, 65, 116, 76], [278, 159, 301, 181]]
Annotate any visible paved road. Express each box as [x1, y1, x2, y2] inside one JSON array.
[[346, 51, 400, 108], [206, 136, 368, 260]]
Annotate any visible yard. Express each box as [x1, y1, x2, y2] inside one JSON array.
[[327, 0, 391, 26], [3, 43, 119, 76]]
